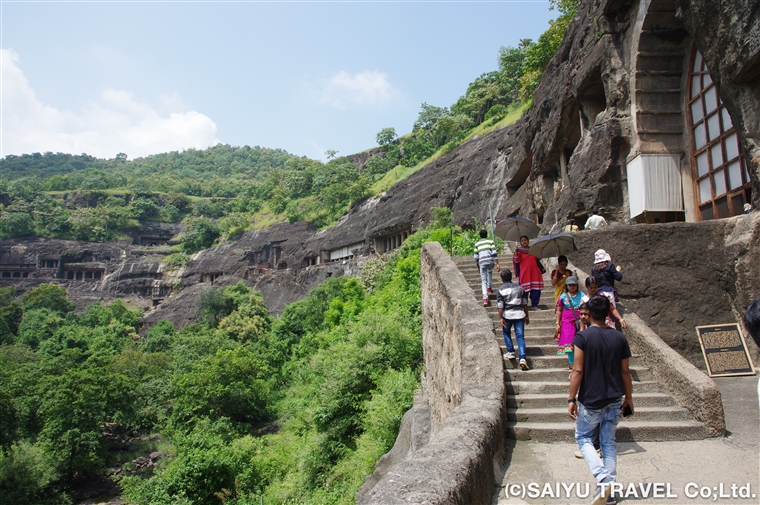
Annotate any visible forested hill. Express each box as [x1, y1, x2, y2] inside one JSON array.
[[0, 144, 385, 244], [0, 2, 578, 248]]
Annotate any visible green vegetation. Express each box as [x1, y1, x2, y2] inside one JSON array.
[[0, 145, 386, 247], [0, 208, 493, 504]]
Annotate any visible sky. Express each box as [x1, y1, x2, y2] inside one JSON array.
[[1, 0, 555, 162]]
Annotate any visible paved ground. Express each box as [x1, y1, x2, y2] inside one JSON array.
[[493, 375, 759, 505]]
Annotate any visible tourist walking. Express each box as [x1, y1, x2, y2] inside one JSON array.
[[474, 229, 500, 307], [565, 218, 579, 233], [591, 249, 622, 301], [582, 276, 627, 330], [585, 209, 608, 230], [496, 269, 530, 371], [550, 255, 573, 303], [555, 276, 583, 368], [512, 235, 544, 308], [568, 295, 633, 505]]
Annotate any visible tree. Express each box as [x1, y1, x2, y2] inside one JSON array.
[[217, 290, 272, 344], [519, 7, 576, 100], [37, 367, 135, 476], [0, 287, 23, 345], [170, 347, 270, 427], [375, 128, 397, 146], [0, 212, 34, 238], [549, 0, 580, 15], [196, 287, 237, 328], [413, 103, 449, 131], [325, 149, 338, 160], [20, 284, 75, 315], [180, 218, 220, 253], [16, 309, 64, 350]]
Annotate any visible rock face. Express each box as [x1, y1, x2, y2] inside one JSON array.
[[501, 0, 759, 228]]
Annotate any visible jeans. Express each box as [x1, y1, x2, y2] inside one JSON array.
[[479, 264, 494, 298], [575, 399, 622, 485], [502, 318, 526, 360]]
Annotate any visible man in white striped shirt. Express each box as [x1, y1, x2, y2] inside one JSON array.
[[474, 229, 500, 306]]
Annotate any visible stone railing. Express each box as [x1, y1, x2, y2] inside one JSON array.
[[357, 241, 506, 505], [624, 314, 725, 436]]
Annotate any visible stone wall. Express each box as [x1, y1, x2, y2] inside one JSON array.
[[567, 212, 760, 367], [625, 313, 725, 436], [357, 242, 506, 505]]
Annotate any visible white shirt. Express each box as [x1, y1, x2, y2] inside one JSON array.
[[586, 215, 608, 230]]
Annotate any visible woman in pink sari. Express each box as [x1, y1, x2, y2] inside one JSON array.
[[555, 276, 583, 368], [512, 236, 544, 308]]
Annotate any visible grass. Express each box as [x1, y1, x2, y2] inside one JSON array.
[[369, 101, 531, 197], [249, 203, 286, 231]]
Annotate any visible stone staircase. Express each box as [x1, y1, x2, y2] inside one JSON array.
[[453, 255, 710, 442]]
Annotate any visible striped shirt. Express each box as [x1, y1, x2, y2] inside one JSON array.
[[474, 238, 497, 267]]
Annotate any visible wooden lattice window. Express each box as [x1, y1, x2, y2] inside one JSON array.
[[687, 47, 752, 220]]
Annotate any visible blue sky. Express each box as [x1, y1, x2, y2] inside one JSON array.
[[1, 1, 554, 161]]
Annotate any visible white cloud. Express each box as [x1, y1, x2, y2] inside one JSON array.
[[1, 48, 220, 159], [317, 70, 399, 110]]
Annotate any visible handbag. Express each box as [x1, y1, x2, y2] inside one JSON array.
[[538, 260, 547, 275]]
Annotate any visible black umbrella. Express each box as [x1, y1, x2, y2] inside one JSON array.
[[528, 232, 578, 259], [494, 217, 540, 242]]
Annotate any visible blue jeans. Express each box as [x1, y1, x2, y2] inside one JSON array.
[[575, 399, 622, 485], [502, 318, 526, 360], [479, 264, 494, 298]]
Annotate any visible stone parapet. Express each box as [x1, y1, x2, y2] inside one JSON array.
[[624, 313, 725, 437], [357, 242, 505, 505]]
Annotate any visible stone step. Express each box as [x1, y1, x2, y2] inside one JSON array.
[[453, 257, 710, 443], [503, 354, 644, 369], [507, 420, 709, 443], [506, 406, 692, 423], [505, 366, 654, 382], [505, 380, 663, 395], [497, 335, 569, 346], [490, 314, 556, 323], [506, 393, 677, 409], [496, 335, 563, 346], [499, 344, 569, 356]]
